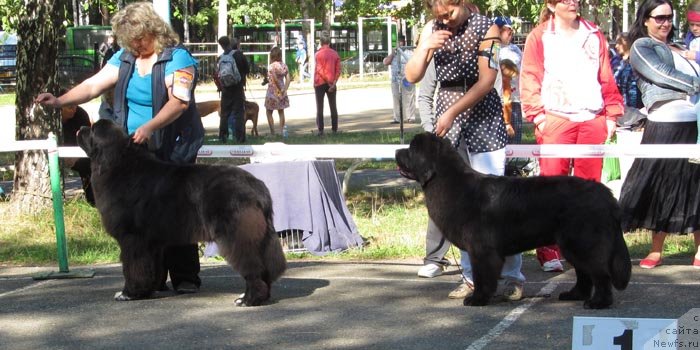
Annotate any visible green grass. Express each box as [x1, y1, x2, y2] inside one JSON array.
[[0, 199, 120, 266], [1, 187, 698, 266], [0, 93, 14, 106]]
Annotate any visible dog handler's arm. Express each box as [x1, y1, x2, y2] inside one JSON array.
[[131, 66, 194, 144], [434, 24, 500, 138], [35, 65, 119, 108], [405, 22, 443, 84]]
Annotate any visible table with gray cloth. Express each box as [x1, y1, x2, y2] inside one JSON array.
[[239, 160, 363, 255]]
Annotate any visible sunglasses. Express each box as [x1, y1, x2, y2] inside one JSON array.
[[649, 14, 673, 24]]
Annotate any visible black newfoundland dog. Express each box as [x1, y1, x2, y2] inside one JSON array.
[[77, 119, 286, 306], [395, 133, 631, 309]]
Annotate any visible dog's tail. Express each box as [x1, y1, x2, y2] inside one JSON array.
[[610, 218, 632, 291]]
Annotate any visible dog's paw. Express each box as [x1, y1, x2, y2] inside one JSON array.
[[114, 291, 134, 301]]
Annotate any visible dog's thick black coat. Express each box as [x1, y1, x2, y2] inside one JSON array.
[[78, 120, 286, 306], [396, 133, 631, 309]]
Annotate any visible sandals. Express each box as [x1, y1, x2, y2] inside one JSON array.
[[639, 258, 663, 269]]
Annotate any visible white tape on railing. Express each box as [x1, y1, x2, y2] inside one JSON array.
[[2, 142, 700, 159], [0, 139, 54, 152]]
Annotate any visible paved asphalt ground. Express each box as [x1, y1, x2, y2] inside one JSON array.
[[1, 258, 699, 349], [2, 84, 700, 349]]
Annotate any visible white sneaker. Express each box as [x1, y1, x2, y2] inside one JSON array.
[[542, 259, 564, 272], [417, 264, 445, 278]]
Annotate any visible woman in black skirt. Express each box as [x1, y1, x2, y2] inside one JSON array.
[[622, 0, 700, 269]]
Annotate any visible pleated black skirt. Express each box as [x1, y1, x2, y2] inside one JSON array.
[[619, 120, 700, 234]]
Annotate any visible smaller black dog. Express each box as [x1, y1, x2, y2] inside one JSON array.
[[396, 133, 631, 309]]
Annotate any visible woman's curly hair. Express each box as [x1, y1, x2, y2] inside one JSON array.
[[111, 2, 180, 56]]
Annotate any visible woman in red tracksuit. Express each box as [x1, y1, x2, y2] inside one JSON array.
[[520, 0, 624, 272]]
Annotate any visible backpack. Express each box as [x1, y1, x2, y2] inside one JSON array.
[[216, 50, 241, 88]]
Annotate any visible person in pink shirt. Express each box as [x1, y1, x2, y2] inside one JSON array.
[[313, 35, 341, 135], [520, 0, 624, 272]]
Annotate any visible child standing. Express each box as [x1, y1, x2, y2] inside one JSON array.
[[265, 46, 291, 136]]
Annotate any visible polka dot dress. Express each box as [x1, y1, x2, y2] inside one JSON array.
[[433, 13, 506, 153]]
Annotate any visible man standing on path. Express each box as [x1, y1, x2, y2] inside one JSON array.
[[384, 36, 417, 124], [295, 36, 309, 84], [217, 36, 249, 143], [313, 35, 341, 136]]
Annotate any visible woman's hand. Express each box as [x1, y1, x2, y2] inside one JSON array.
[[606, 119, 617, 141], [35, 93, 61, 108], [505, 124, 515, 138], [132, 124, 155, 144], [533, 113, 547, 133], [421, 30, 452, 51], [434, 110, 457, 138]]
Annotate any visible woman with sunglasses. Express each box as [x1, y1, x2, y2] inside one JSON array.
[[620, 0, 700, 269], [520, 0, 624, 273]]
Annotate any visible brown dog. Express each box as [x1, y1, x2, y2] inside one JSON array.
[[196, 100, 259, 136]]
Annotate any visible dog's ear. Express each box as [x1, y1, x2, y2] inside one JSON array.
[[415, 133, 438, 186]]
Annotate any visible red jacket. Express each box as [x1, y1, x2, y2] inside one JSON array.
[[314, 45, 341, 87], [520, 18, 623, 123]]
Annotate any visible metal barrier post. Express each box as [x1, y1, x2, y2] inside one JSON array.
[[48, 133, 69, 272], [33, 134, 94, 280]]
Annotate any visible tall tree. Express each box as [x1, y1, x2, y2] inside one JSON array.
[[11, 0, 61, 214]]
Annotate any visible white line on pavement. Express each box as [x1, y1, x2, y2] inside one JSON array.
[[465, 281, 559, 350]]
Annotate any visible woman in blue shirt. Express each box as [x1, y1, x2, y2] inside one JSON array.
[[37, 2, 204, 297]]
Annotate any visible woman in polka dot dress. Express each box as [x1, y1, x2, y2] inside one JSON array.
[[405, 0, 525, 304]]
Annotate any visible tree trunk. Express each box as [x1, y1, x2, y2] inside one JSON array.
[[183, 0, 190, 43], [100, 2, 112, 25], [11, 0, 61, 214]]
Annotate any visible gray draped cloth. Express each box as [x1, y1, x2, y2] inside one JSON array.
[[204, 160, 363, 256]]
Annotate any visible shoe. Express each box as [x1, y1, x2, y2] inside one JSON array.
[[542, 259, 564, 272], [417, 264, 445, 278], [390, 120, 400, 124], [503, 281, 523, 301], [693, 258, 700, 269], [639, 258, 662, 269], [448, 281, 474, 299], [174, 281, 199, 294]]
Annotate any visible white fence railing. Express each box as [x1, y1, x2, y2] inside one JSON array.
[[52, 143, 700, 160]]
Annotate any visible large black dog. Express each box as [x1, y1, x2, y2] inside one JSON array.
[[77, 119, 286, 306], [395, 133, 631, 309]]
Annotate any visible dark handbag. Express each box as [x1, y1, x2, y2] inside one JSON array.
[[616, 107, 647, 131]]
